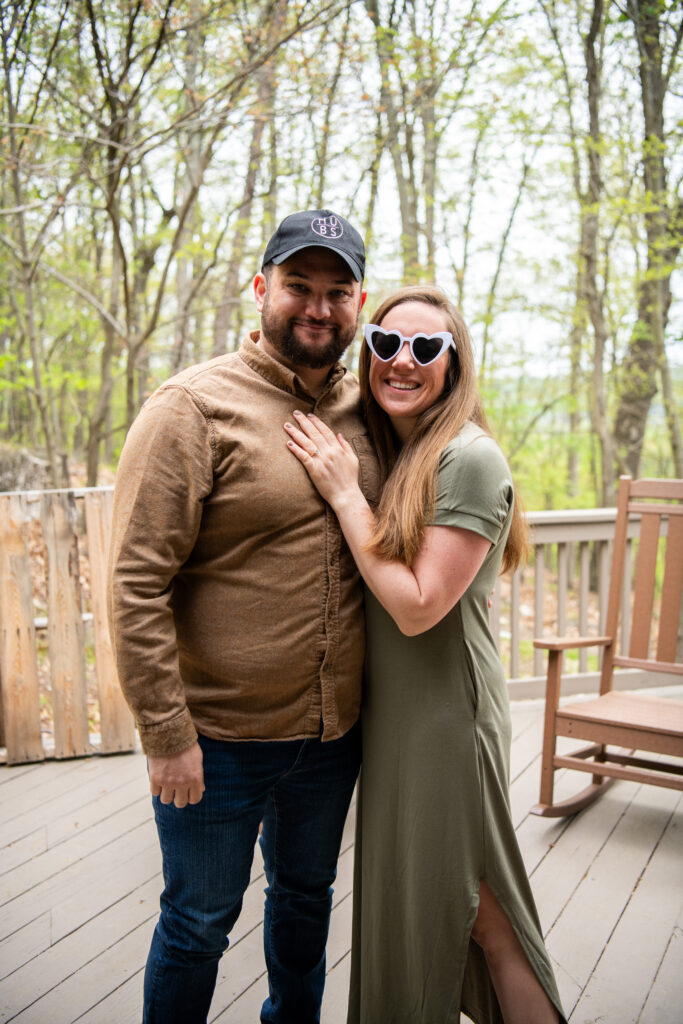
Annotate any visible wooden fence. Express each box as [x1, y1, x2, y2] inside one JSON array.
[[0, 489, 135, 765], [0, 487, 677, 764]]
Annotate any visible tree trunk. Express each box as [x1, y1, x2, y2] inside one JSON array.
[[212, 0, 287, 356], [420, 91, 437, 280], [1, 13, 60, 484], [480, 157, 530, 380], [171, 3, 204, 373], [86, 242, 121, 486], [583, 0, 615, 504], [313, 5, 351, 209], [613, 0, 682, 477], [365, 0, 420, 281], [3, 203, 58, 476]]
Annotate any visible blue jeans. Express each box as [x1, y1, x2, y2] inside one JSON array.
[[143, 722, 361, 1024]]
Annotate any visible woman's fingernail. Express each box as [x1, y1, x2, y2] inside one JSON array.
[[284, 422, 292, 429]]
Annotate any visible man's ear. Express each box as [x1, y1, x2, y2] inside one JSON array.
[[360, 288, 367, 310], [253, 272, 267, 311]]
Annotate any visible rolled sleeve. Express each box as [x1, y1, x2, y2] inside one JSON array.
[[432, 433, 513, 544]]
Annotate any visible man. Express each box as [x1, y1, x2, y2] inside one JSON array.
[[108, 209, 377, 1024]]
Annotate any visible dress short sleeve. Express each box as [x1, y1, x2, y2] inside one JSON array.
[[431, 424, 514, 544]]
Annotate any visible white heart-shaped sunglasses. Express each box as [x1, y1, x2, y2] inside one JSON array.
[[363, 324, 456, 366]]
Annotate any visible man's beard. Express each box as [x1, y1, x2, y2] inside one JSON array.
[[260, 302, 357, 369]]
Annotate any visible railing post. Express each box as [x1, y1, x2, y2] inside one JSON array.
[[557, 542, 569, 635], [41, 492, 91, 758], [533, 544, 545, 677], [597, 540, 610, 670], [0, 494, 44, 763], [84, 491, 136, 754], [578, 542, 590, 672]]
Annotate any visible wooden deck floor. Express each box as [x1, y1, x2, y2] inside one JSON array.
[[1, 690, 682, 1024]]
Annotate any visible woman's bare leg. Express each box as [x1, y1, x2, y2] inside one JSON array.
[[470, 880, 559, 1024]]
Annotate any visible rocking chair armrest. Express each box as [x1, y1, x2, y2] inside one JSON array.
[[533, 635, 612, 651]]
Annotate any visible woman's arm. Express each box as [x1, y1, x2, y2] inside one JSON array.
[[284, 412, 491, 635]]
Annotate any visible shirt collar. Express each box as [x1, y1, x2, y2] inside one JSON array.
[[238, 331, 347, 398]]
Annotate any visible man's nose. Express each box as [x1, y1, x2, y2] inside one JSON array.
[[305, 293, 332, 319]]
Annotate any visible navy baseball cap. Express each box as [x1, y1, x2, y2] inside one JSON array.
[[262, 209, 365, 281]]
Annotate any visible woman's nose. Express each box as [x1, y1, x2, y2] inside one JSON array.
[[391, 342, 415, 369]]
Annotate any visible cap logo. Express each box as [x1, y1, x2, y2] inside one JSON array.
[[311, 215, 343, 239]]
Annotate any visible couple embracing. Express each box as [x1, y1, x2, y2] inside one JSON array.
[[108, 208, 565, 1024]]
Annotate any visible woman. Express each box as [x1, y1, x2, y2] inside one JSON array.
[[283, 285, 565, 1024]]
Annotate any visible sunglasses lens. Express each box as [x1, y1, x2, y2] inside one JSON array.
[[412, 335, 444, 365], [369, 330, 402, 361]]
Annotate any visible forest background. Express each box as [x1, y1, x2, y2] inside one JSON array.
[[1, 0, 681, 511]]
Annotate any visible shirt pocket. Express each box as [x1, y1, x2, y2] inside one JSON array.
[[349, 434, 382, 507]]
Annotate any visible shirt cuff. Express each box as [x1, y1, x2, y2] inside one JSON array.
[[137, 708, 198, 756]]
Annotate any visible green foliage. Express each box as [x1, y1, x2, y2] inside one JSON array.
[[0, 0, 680, 498]]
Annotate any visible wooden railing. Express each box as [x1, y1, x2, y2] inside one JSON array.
[[0, 488, 675, 764], [494, 507, 678, 698]]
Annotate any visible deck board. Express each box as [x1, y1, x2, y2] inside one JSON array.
[[1, 689, 682, 1024], [542, 785, 682, 1017], [639, 919, 683, 1023], [569, 795, 683, 1023]]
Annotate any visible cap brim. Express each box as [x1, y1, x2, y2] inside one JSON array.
[[270, 244, 363, 281]]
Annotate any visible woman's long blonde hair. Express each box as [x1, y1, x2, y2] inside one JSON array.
[[360, 285, 528, 573]]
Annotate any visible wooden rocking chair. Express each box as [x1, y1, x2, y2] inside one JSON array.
[[531, 476, 683, 817]]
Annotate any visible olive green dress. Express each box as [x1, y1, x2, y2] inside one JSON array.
[[347, 424, 565, 1024]]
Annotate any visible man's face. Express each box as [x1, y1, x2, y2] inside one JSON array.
[[254, 248, 366, 371]]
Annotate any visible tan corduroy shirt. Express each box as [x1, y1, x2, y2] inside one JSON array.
[[108, 333, 380, 756]]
